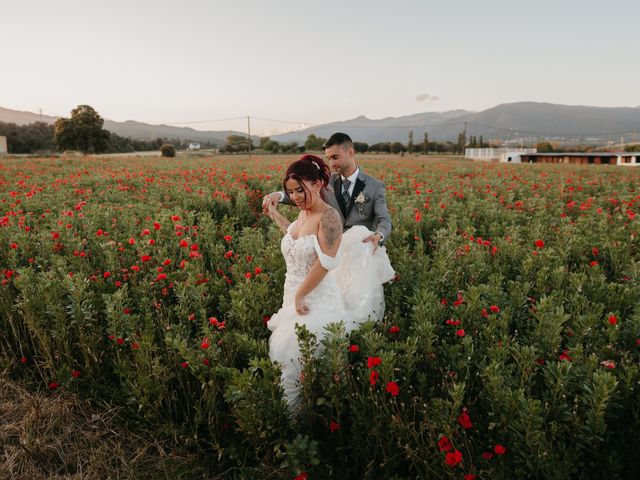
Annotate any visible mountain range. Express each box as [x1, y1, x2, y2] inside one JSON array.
[[2, 103, 639, 145]]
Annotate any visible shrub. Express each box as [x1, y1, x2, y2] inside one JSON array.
[[160, 143, 176, 157]]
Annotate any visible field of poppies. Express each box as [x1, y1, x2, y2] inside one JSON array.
[[1, 153, 639, 479]]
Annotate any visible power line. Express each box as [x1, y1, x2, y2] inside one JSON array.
[[168, 116, 246, 125]]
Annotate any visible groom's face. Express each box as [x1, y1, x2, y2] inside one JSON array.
[[325, 144, 355, 177]]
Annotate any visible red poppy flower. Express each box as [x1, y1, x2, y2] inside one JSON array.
[[201, 337, 210, 349], [457, 409, 472, 429], [293, 473, 308, 480], [494, 444, 506, 455], [445, 449, 463, 467], [437, 435, 452, 452], [456, 329, 465, 337], [389, 325, 400, 334], [489, 305, 500, 313], [367, 356, 382, 369], [71, 370, 81, 379], [534, 239, 545, 248], [607, 314, 618, 325], [330, 420, 340, 432], [482, 451, 494, 460], [224, 235, 232, 242], [369, 370, 379, 385], [349, 344, 360, 353], [386, 381, 400, 396]]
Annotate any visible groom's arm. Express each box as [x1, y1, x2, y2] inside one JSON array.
[[372, 181, 392, 242]]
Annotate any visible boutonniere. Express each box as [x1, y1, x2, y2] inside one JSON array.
[[354, 192, 367, 204]]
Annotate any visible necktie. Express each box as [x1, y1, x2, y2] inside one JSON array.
[[342, 178, 351, 205]]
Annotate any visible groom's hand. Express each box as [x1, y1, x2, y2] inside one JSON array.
[[362, 232, 383, 253], [262, 192, 281, 214]]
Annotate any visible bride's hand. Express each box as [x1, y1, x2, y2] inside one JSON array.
[[262, 192, 280, 215], [295, 293, 309, 315]]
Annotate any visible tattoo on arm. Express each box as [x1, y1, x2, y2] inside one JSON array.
[[320, 208, 341, 248]]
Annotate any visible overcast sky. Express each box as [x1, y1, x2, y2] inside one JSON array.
[[2, 0, 638, 135]]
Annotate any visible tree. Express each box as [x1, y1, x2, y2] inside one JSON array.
[[160, 143, 176, 157], [370, 142, 391, 153], [223, 135, 251, 153], [536, 142, 554, 153], [54, 105, 110, 154], [304, 134, 326, 151], [353, 141, 369, 153], [390, 142, 404, 154], [408, 130, 414, 153], [456, 130, 467, 154], [423, 131, 429, 154]]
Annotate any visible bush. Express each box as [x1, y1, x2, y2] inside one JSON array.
[[160, 143, 176, 157], [1, 155, 638, 478]]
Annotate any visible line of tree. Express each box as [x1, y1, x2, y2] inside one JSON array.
[[245, 133, 480, 155], [0, 121, 56, 154], [0, 103, 208, 155]]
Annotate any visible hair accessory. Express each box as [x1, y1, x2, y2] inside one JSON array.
[[312, 161, 320, 170]]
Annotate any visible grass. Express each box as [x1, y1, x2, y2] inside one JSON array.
[[0, 372, 222, 480]]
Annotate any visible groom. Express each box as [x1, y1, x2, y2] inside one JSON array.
[[262, 132, 392, 250]]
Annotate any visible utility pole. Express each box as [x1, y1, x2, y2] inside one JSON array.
[[247, 116, 252, 158]]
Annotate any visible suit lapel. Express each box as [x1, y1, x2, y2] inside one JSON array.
[[345, 176, 366, 218]]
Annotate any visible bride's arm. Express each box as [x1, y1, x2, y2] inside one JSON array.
[[266, 200, 292, 234], [294, 208, 342, 315]]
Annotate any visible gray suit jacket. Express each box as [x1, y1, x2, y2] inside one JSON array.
[[281, 168, 392, 241]]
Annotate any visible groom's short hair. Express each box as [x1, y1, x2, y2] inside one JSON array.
[[323, 132, 353, 151]]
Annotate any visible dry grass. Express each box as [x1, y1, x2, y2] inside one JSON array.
[[0, 374, 220, 480]]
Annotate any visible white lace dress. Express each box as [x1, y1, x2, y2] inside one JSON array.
[[267, 221, 394, 411]]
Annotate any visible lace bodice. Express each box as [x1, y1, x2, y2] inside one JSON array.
[[279, 221, 341, 307]]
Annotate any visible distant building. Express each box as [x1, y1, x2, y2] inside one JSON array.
[[465, 147, 537, 162], [0, 136, 7, 156], [519, 152, 638, 166], [188, 142, 201, 151]]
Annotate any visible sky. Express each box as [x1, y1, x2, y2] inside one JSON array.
[[2, 0, 639, 135]]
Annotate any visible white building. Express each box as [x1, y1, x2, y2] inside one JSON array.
[[0, 136, 7, 156], [465, 147, 537, 163], [188, 142, 201, 151]]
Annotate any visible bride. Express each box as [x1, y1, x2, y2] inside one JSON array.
[[265, 154, 394, 412]]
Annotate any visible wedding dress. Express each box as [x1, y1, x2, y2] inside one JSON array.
[[267, 220, 394, 411]]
